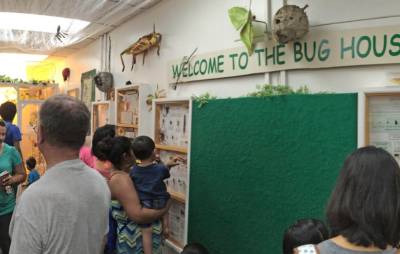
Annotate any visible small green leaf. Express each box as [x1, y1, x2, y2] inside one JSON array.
[[228, 7, 248, 31], [240, 11, 254, 56]]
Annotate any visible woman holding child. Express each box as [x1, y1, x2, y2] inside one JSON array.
[[97, 134, 180, 254]]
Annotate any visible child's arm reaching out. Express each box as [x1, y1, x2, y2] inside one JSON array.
[[164, 155, 183, 169]]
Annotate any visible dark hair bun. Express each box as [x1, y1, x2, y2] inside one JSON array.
[[95, 136, 112, 161]]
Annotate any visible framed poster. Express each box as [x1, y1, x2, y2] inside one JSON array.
[[67, 88, 79, 99], [81, 69, 96, 111], [358, 88, 400, 164]]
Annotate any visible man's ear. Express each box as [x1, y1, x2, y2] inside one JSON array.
[[37, 125, 44, 145]]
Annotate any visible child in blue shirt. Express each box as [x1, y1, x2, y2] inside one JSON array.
[[131, 136, 182, 254], [26, 157, 39, 187]]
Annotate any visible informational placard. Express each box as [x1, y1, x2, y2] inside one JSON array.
[[168, 199, 186, 244], [159, 104, 190, 148], [369, 96, 400, 163], [161, 150, 188, 197]]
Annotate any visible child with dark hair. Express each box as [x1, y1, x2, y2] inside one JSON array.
[[26, 157, 39, 187], [283, 218, 329, 254], [182, 243, 209, 254], [0, 102, 22, 157], [131, 136, 182, 254]]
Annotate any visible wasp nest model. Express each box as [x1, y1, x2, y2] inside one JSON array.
[[272, 4, 309, 44]]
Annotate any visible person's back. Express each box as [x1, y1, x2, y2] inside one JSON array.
[[296, 147, 400, 254], [316, 240, 398, 254], [9, 94, 110, 254], [11, 159, 109, 253]]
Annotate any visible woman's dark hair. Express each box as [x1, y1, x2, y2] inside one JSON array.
[[0, 101, 16, 122], [0, 119, 5, 127], [26, 157, 37, 169], [92, 124, 116, 160], [181, 243, 209, 254], [96, 136, 132, 170], [326, 146, 400, 249], [282, 218, 329, 254]]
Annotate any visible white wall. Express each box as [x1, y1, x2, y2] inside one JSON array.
[[55, 0, 400, 100], [54, 0, 400, 252]]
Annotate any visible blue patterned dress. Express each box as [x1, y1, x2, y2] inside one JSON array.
[[110, 200, 162, 254]]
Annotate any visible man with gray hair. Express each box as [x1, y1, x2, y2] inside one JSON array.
[[9, 95, 110, 254]]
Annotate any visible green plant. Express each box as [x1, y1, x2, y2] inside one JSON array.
[[244, 84, 335, 98], [191, 92, 218, 108], [228, 0, 267, 55]]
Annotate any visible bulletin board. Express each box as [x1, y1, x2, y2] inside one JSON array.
[[188, 94, 358, 254]]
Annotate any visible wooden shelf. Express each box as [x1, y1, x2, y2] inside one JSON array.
[[168, 190, 186, 203], [117, 124, 138, 128], [166, 237, 184, 250], [155, 144, 188, 153], [117, 86, 139, 92]]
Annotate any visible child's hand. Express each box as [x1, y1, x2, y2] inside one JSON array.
[[165, 155, 184, 168], [155, 154, 162, 164]]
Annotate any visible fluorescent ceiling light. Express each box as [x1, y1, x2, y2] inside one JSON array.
[[0, 54, 48, 62], [0, 13, 90, 34]]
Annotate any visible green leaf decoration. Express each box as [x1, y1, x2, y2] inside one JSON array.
[[228, 7, 248, 31], [240, 10, 254, 56]]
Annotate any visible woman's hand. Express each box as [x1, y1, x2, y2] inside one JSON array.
[[3, 175, 13, 186]]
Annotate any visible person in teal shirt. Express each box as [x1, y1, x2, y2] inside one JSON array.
[[0, 119, 26, 254], [26, 157, 39, 187]]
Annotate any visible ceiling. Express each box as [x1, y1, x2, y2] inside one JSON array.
[[0, 0, 162, 63]]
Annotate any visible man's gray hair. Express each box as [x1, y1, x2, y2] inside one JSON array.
[[39, 94, 90, 150]]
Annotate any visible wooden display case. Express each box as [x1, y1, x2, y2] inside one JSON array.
[[152, 98, 192, 251], [0, 83, 60, 178], [91, 101, 116, 142], [116, 84, 153, 137], [358, 87, 400, 164]]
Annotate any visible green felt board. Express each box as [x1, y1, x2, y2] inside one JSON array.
[[188, 94, 358, 254]]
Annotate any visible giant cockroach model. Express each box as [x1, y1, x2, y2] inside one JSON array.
[[120, 24, 162, 72]]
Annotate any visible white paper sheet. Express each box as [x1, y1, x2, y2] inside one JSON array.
[[121, 111, 133, 124]]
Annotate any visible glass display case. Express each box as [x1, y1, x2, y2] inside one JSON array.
[[117, 86, 140, 127], [116, 83, 154, 138], [152, 98, 192, 251], [0, 83, 59, 180], [91, 101, 115, 136]]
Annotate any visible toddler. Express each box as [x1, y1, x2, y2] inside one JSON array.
[[283, 218, 329, 254], [26, 157, 39, 187], [182, 243, 209, 254], [131, 136, 182, 254]]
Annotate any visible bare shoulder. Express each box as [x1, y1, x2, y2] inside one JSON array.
[[108, 172, 135, 199], [108, 172, 133, 189]]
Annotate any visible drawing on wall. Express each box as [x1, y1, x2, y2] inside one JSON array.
[[158, 104, 189, 148], [81, 69, 96, 112]]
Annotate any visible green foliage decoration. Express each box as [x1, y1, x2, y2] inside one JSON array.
[[0, 75, 54, 86], [191, 92, 218, 108], [244, 84, 335, 98], [228, 0, 267, 56]]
